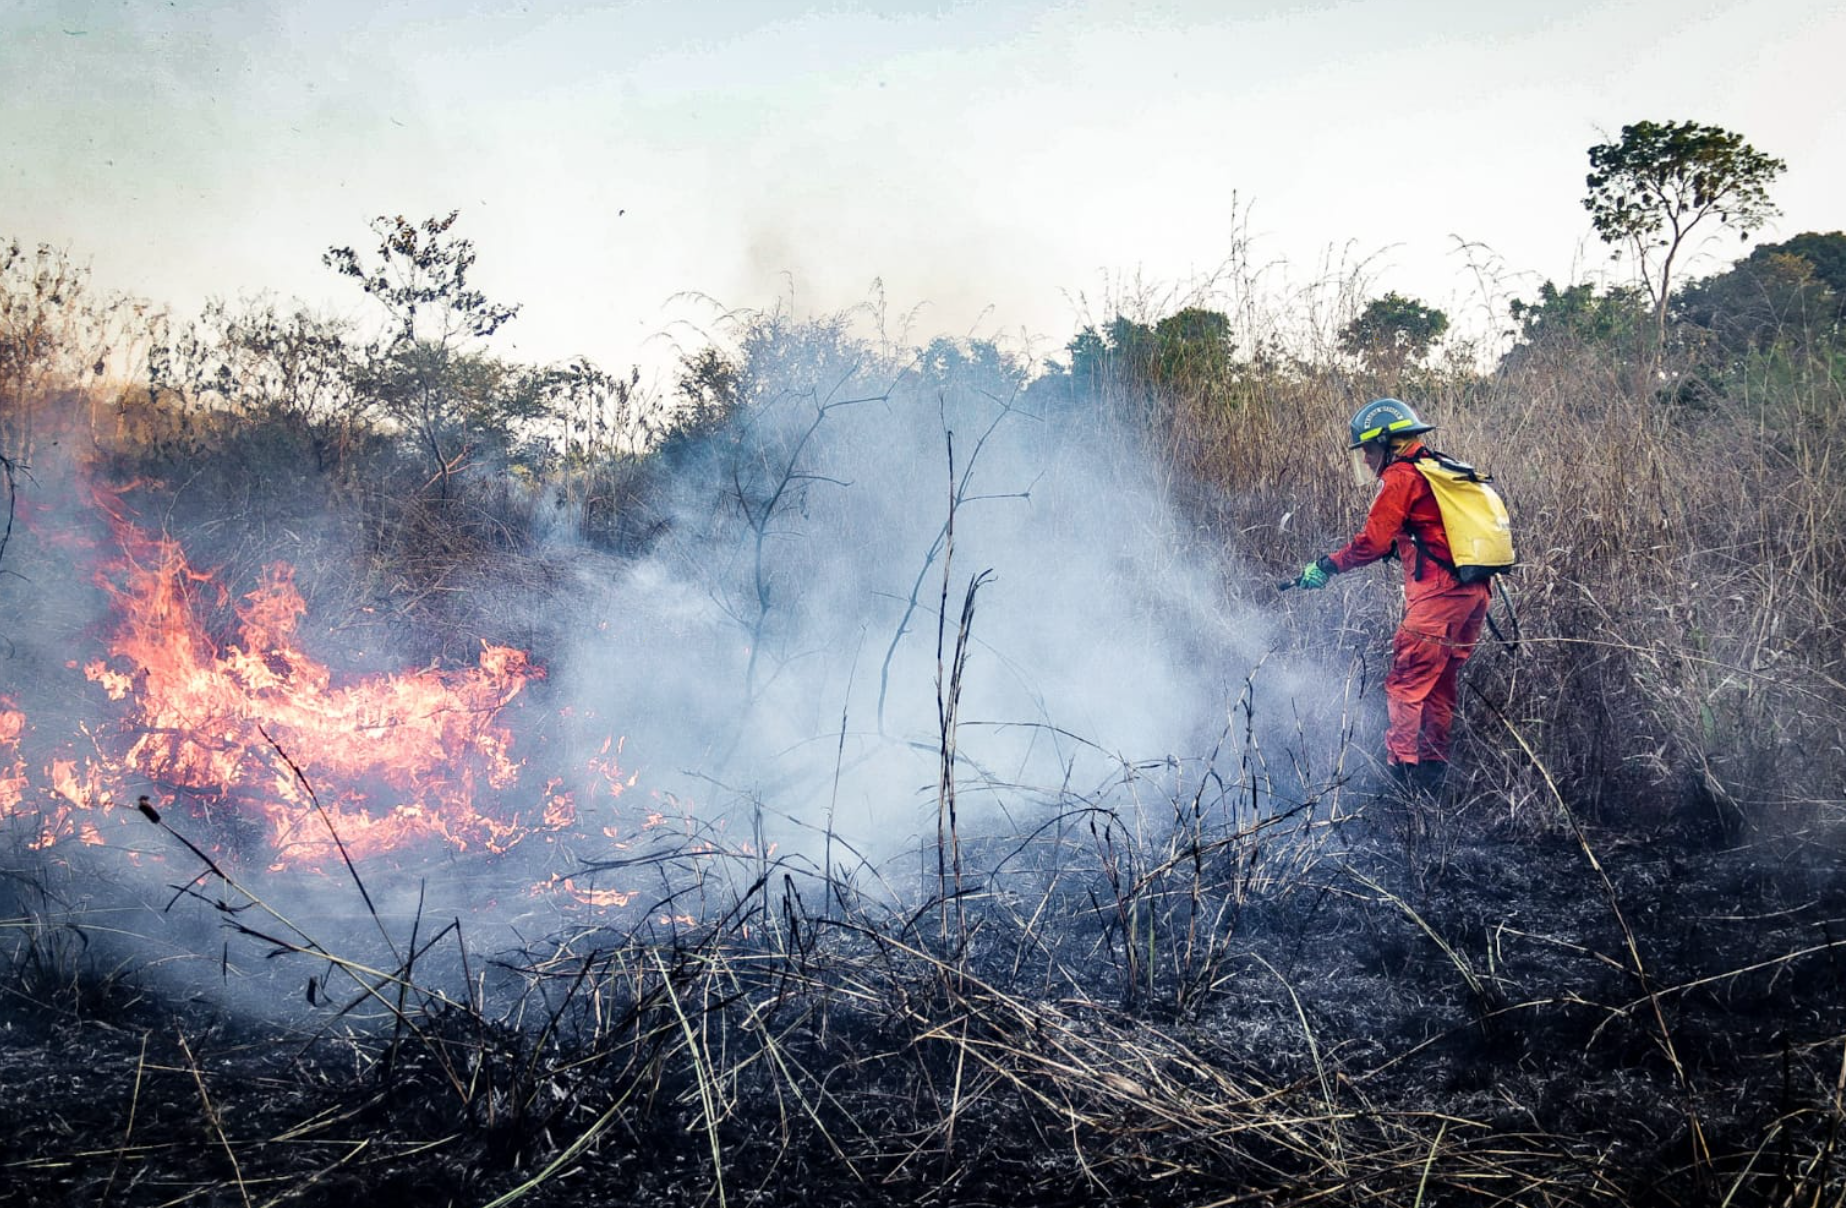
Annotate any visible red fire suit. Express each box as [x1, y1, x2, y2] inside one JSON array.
[[1326, 442, 1491, 767]]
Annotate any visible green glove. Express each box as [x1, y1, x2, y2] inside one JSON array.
[[1297, 556, 1335, 590]]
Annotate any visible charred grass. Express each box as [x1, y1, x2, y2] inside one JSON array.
[[5, 791, 1846, 1208]]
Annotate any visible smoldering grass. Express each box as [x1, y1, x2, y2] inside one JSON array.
[[651, 945, 728, 1208], [1246, 950, 1348, 1178], [1342, 866, 1499, 1020], [6, 649, 1841, 1205], [0, 904, 145, 1020], [98, 1025, 152, 1206]]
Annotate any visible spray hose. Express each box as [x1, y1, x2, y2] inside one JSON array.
[[1486, 577, 1521, 655], [1277, 570, 1521, 656]]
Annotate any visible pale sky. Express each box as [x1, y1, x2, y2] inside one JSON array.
[[6, 0, 1842, 381]]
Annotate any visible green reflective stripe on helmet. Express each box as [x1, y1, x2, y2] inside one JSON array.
[[1347, 398, 1434, 448]]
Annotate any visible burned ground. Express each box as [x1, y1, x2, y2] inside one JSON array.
[[4, 802, 1843, 1208]]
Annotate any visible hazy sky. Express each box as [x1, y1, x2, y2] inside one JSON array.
[[7, 0, 1842, 380]]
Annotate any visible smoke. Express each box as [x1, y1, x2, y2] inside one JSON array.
[[540, 313, 1335, 876], [0, 313, 1362, 1021]]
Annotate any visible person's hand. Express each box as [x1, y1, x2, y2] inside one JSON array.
[[1297, 557, 1335, 590]]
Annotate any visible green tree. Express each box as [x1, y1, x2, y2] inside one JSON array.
[[1058, 317, 1157, 416], [1738, 232, 1846, 328], [1152, 307, 1234, 387], [1338, 291, 1448, 374], [1059, 308, 1233, 402], [1583, 120, 1787, 351], [1675, 252, 1838, 356], [1103, 315, 1162, 382], [325, 212, 527, 496], [1061, 326, 1109, 396], [1508, 281, 1648, 347], [148, 298, 371, 472], [911, 336, 1030, 400], [350, 341, 549, 474], [662, 345, 743, 459], [535, 359, 650, 467]]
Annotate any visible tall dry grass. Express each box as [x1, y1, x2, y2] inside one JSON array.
[[1114, 283, 1846, 835]]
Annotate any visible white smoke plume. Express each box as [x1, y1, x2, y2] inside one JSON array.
[[541, 312, 1345, 881], [0, 310, 1363, 1018]]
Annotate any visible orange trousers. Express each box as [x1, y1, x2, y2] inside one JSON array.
[[1384, 583, 1491, 766]]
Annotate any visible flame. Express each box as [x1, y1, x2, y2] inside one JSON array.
[[1, 702, 31, 820], [1, 487, 658, 894], [67, 519, 558, 867], [0, 477, 721, 927], [536, 874, 637, 909]]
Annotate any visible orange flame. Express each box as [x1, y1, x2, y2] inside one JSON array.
[[77, 520, 560, 866], [0, 483, 685, 918], [1, 702, 30, 820], [535, 874, 638, 909]]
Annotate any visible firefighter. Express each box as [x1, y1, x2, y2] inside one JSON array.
[[1293, 399, 1492, 797]]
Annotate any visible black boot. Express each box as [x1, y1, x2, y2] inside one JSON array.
[[1409, 760, 1449, 799]]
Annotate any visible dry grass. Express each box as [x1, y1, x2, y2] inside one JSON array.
[[1107, 285, 1846, 838]]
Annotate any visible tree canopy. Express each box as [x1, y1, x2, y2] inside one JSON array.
[[325, 213, 532, 495], [1507, 281, 1648, 349], [1673, 233, 1846, 365], [1747, 232, 1846, 301], [1338, 292, 1449, 373], [1583, 120, 1786, 349], [1062, 308, 1234, 400]]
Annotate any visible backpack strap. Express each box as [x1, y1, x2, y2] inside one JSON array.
[[1401, 453, 1451, 581], [1412, 446, 1489, 482], [1402, 448, 1494, 581], [1408, 530, 1450, 580]]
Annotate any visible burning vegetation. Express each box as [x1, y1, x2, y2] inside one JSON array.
[[2, 216, 1845, 1207], [23, 488, 557, 867]]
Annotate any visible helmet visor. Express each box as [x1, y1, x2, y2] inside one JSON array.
[[1349, 447, 1377, 486]]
